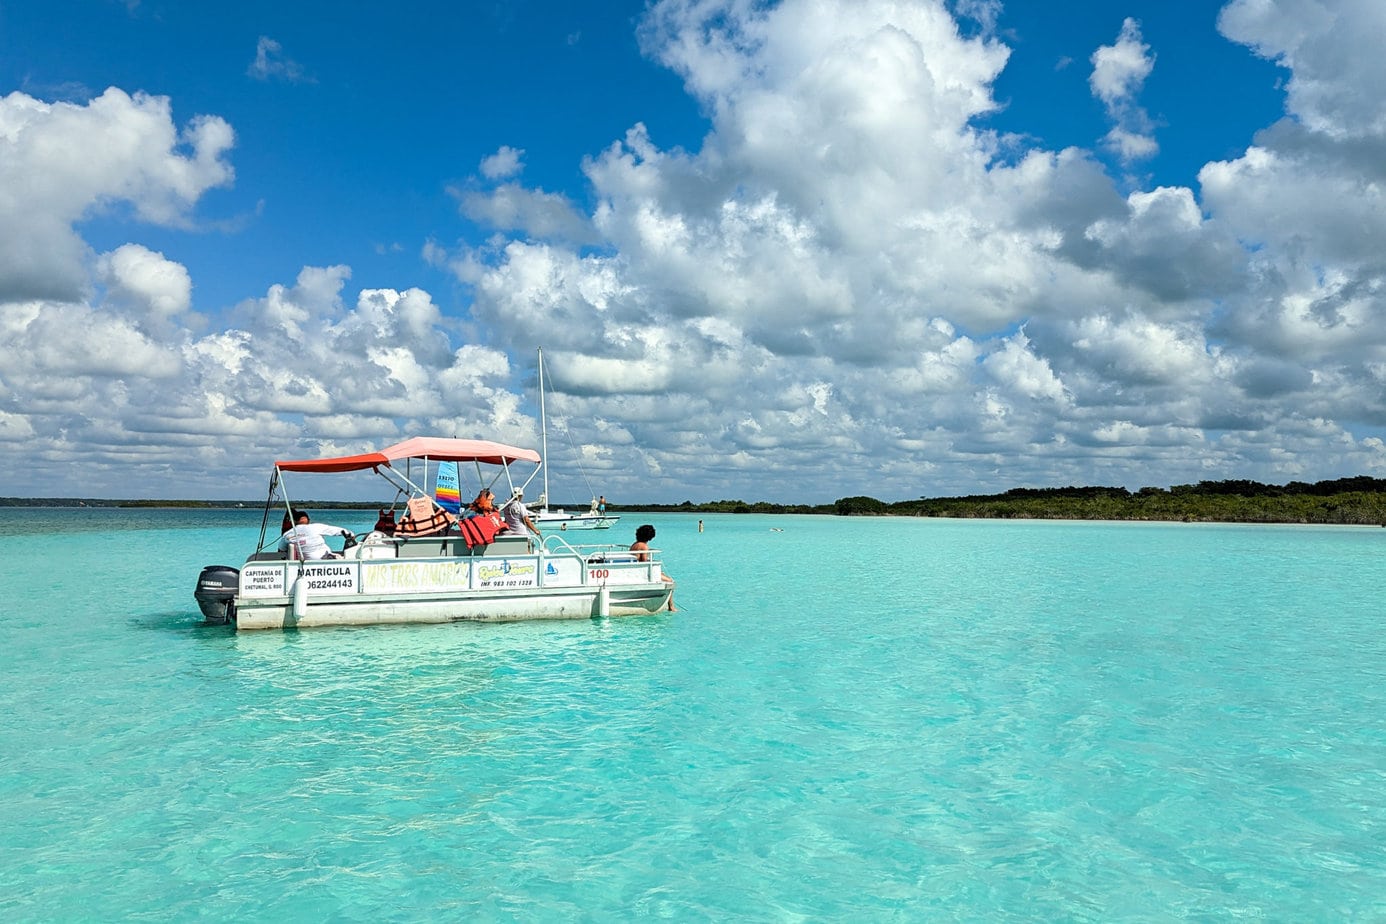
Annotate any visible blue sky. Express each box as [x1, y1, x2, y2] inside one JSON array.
[[3, 0, 1386, 503], [4, 1, 705, 311], [989, 1, 1286, 184]]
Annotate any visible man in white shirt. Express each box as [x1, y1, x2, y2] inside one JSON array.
[[278, 511, 353, 560], [500, 489, 540, 537]]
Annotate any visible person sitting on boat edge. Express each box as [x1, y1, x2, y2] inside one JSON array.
[[278, 511, 353, 560], [500, 488, 540, 538], [630, 524, 676, 611]]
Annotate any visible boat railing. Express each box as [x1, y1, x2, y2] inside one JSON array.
[[238, 532, 665, 599], [540, 533, 608, 557], [540, 533, 657, 561]]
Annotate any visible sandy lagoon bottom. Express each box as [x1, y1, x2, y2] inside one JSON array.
[[2, 508, 1384, 919]]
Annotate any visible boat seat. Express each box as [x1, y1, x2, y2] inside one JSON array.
[[587, 552, 637, 564], [349, 532, 398, 559], [476, 534, 532, 556], [395, 536, 462, 558]]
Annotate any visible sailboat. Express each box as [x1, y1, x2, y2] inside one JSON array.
[[434, 460, 462, 514], [532, 348, 620, 531]]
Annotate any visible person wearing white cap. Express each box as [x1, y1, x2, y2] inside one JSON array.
[[501, 487, 540, 537]]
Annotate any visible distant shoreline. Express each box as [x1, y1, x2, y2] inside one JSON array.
[[0, 498, 386, 510], [6, 476, 1386, 524]]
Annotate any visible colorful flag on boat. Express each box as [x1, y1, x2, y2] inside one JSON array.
[[434, 461, 461, 513]]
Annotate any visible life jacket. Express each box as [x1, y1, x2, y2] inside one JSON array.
[[372, 509, 397, 536], [458, 511, 505, 548], [395, 495, 456, 537]]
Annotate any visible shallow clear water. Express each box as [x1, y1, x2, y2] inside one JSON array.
[[2, 509, 1385, 919]]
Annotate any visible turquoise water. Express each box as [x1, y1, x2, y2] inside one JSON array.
[[3, 509, 1385, 919]]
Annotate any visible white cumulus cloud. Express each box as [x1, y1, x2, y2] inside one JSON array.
[[6, 0, 1386, 501]]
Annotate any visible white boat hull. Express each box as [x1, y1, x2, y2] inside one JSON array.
[[230, 536, 668, 630], [534, 510, 620, 530], [236, 584, 668, 629]]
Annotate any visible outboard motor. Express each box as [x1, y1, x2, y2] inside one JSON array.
[[194, 565, 240, 624]]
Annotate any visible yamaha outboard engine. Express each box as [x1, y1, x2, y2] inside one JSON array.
[[194, 565, 240, 624]]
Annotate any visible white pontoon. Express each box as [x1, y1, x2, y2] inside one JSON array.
[[193, 437, 672, 630]]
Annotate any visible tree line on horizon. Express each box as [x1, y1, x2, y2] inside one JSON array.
[[7, 475, 1386, 523], [830, 476, 1386, 524], [642, 475, 1386, 524]]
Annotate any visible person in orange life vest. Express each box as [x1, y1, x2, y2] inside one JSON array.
[[467, 489, 496, 518]]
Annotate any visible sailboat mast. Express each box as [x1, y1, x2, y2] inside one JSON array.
[[538, 347, 549, 509]]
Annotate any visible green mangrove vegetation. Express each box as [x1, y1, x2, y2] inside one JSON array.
[[636, 476, 1386, 524], [6, 476, 1386, 523]]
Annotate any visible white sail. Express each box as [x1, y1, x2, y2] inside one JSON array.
[[534, 348, 619, 530]]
